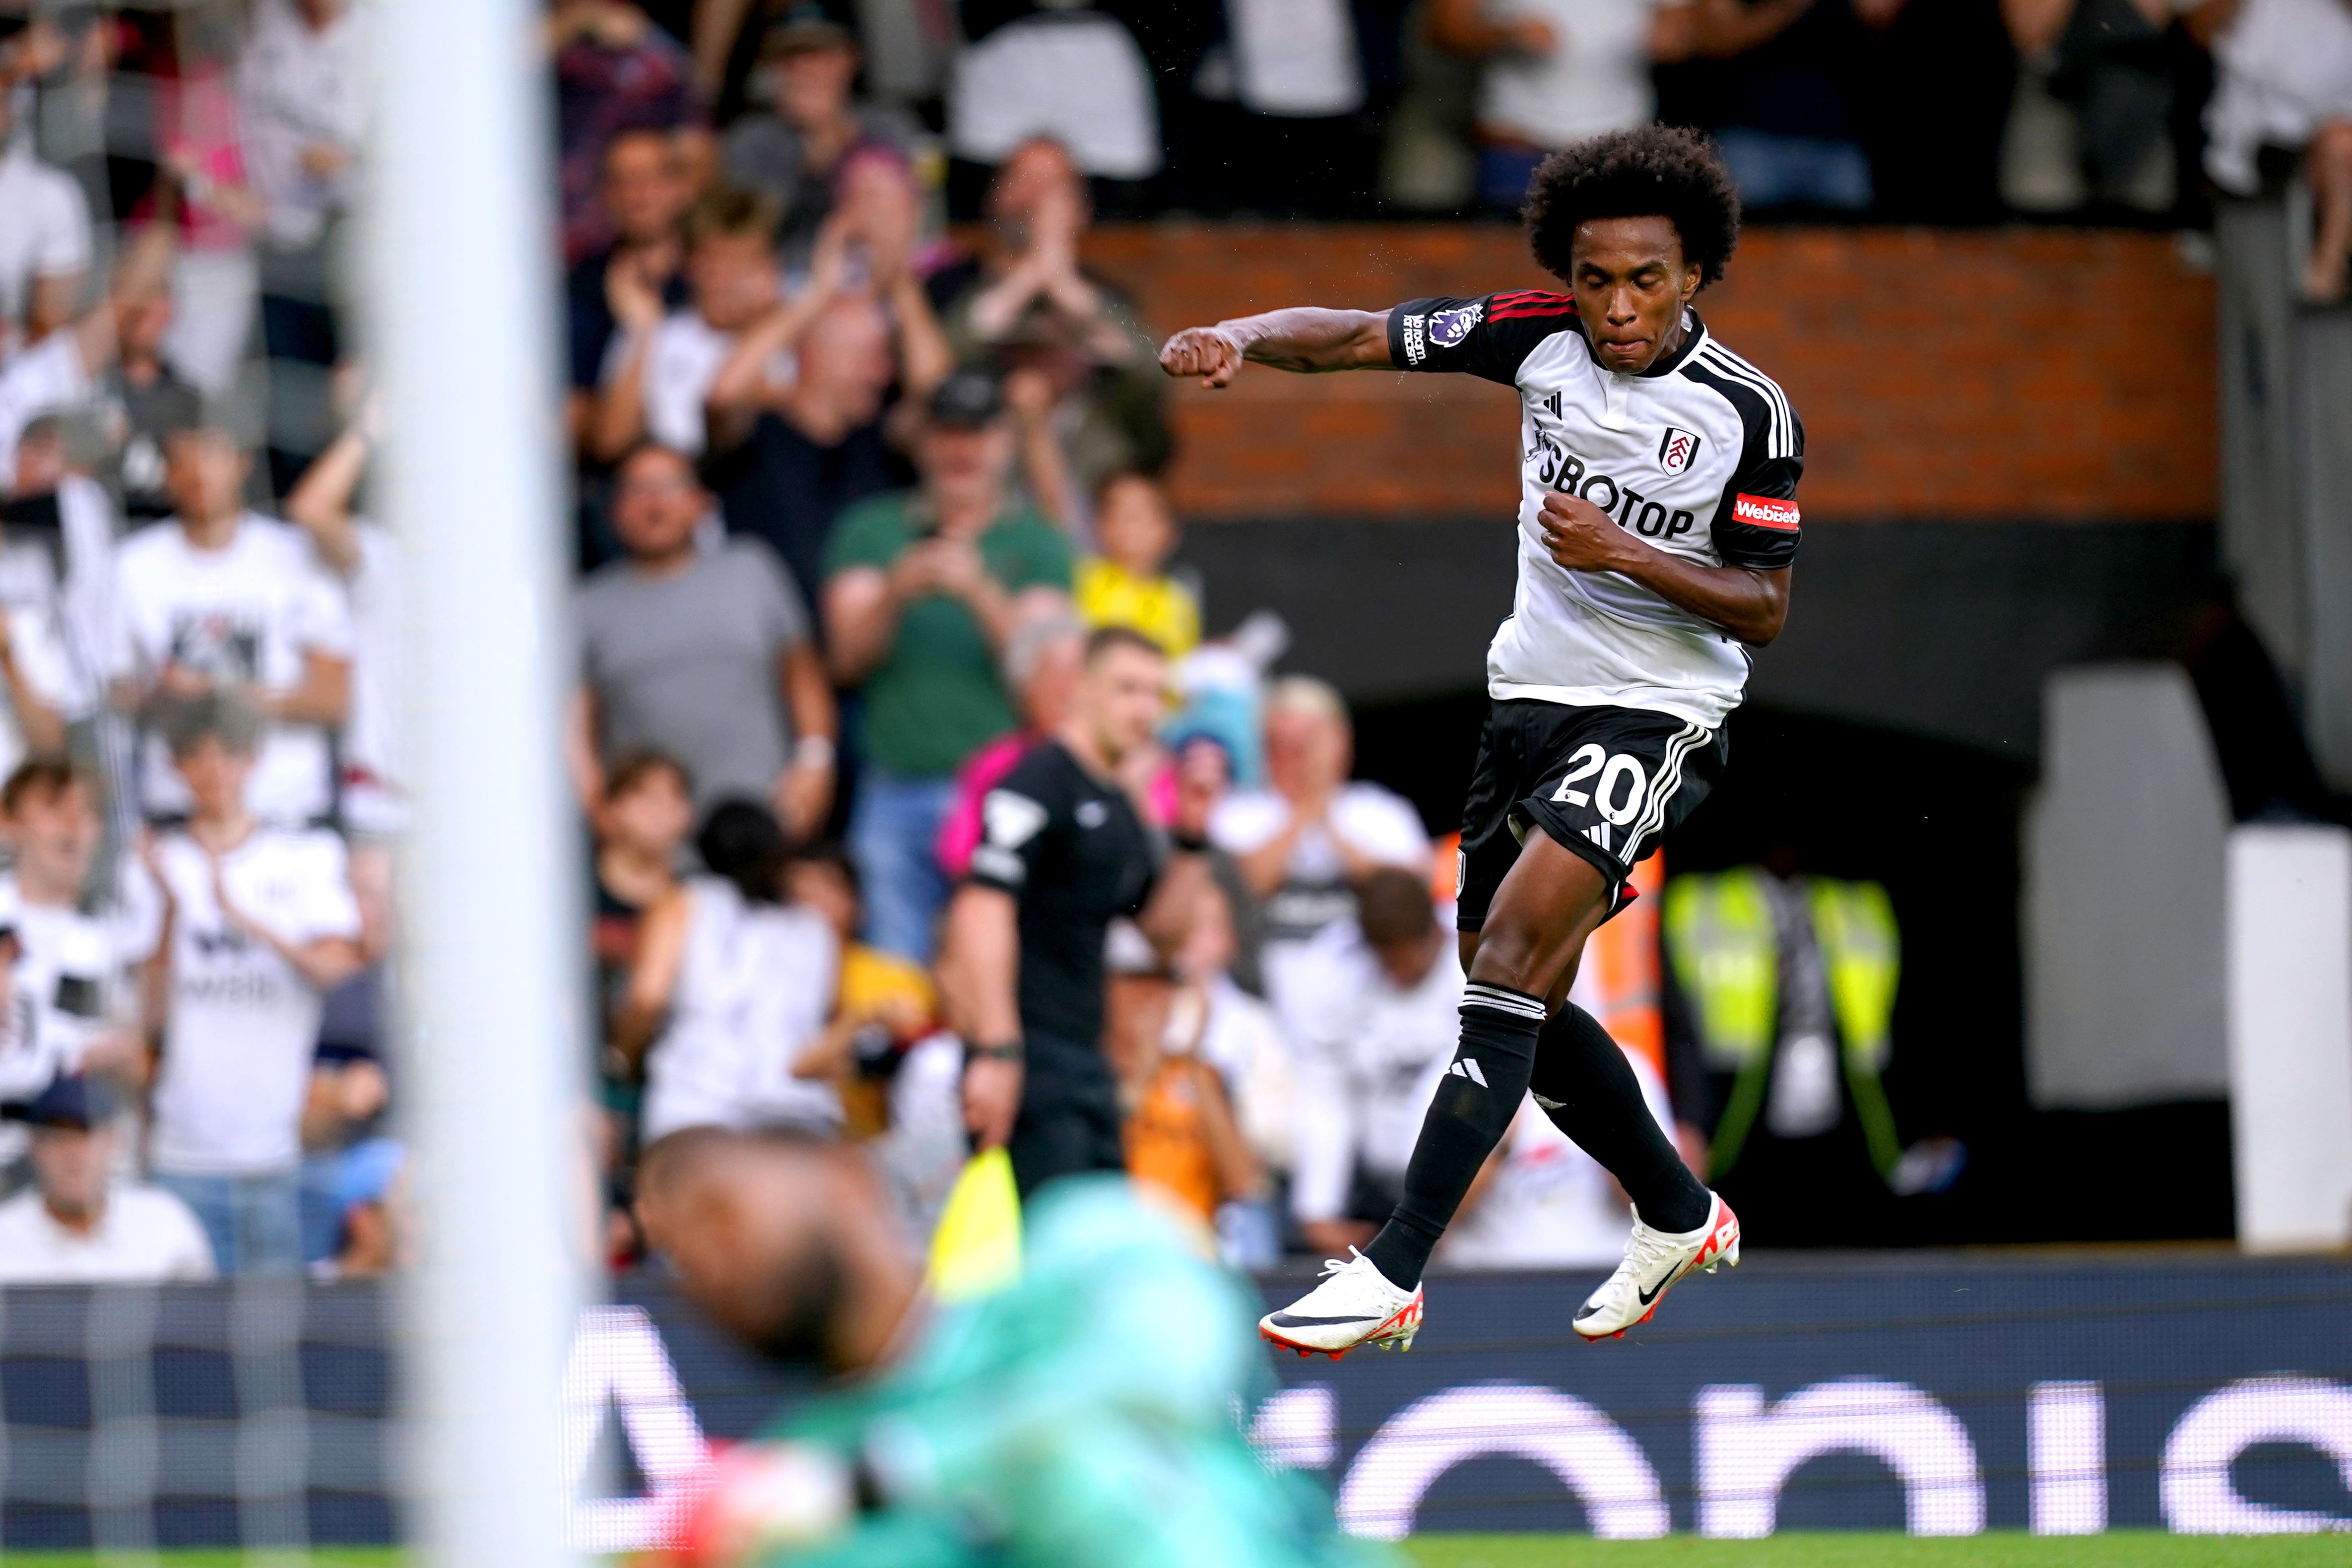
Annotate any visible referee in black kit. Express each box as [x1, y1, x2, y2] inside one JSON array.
[[942, 626, 1213, 1198]]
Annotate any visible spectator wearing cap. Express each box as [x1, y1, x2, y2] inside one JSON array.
[[925, 141, 1171, 519], [136, 691, 365, 1276], [823, 370, 1075, 960], [571, 443, 838, 838], [0, 1076, 216, 1283], [721, 6, 926, 271], [567, 128, 696, 442], [108, 421, 355, 825]]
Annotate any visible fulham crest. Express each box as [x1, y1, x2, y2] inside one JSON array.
[[1657, 426, 1702, 475]]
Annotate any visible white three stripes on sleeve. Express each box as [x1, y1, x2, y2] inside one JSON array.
[[1694, 345, 1795, 459]]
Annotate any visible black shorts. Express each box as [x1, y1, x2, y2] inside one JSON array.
[[1006, 1032, 1126, 1200], [1456, 699, 1728, 931]]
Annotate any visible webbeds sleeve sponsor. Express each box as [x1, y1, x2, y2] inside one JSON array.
[[1732, 494, 1800, 531]]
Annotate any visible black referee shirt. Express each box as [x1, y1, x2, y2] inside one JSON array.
[[967, 740, 1158, 1047]]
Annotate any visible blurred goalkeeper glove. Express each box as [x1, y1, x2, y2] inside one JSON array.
[[661, 1439, 857, 1566]]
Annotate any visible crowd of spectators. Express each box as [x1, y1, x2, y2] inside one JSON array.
[[0, 0, 2330, 1285]]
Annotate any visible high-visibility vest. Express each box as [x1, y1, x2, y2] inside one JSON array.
[[1661, 870, 1902, 1182], [1431, 836, 1668, 1077]]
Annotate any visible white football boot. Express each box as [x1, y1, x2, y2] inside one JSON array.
[[1572, 1191, 1741, 1341], [1259, 1249, 1424, 1361]]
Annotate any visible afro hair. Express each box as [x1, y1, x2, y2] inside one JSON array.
[[1521, 126, 1742, 290]]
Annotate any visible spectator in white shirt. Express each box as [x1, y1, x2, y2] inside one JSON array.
[[1286, 867, 1463, 1257], [139, 692, 365, 1275], [592, 185, 831, 462], [0, 1076, 216, 1284], [1208, 675, 1431, 1040], [0, 419, 86, 778], [0, 216, 177, 496], [236, 0, 366, 258], [110, 423, 355, 824], [2201, 0, 2352, 303], [949, 6, 1161, 185], [0, 762, 149, 1173], [284, 411, 404, 840], [617, 798, 845, 1143], [0, 29, 94, 362]]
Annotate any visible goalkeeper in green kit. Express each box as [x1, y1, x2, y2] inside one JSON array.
[[635, 1128, 1391, 1568]]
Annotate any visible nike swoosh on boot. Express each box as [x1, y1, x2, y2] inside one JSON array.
[[1268, 1312, 1382, 1327]]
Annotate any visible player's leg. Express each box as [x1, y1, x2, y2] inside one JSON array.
[[1497, 707, 1741, 1336], [1361, 831, 1617, 1287], [1527, 1003, 1709, 1232], [1258, 832, 1615, 1359], [1259, 706, 1548, 1357]]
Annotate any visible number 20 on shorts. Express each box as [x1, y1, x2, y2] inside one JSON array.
[[1552, 744, 1648, 825]]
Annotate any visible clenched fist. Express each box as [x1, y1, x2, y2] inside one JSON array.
[[1159, 326, 1245, 388], [1537, 492, 1636, 573]]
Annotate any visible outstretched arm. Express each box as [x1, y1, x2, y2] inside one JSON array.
[[1159, 307, 1393, 387]]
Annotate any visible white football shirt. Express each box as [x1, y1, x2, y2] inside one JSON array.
[[145, 827, 362, 1175], [641, 878, 844, 1142], [1388, 293, 1804, 728], [1286, 923, 1464, 1224], [0, 1183, 217, 1283], [110, 514, 356, 823], [1478, 0, 1669, 149]]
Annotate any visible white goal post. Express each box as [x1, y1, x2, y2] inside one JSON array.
[[369, 3, 588, 1568]]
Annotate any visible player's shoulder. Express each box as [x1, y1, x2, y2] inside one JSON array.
[[1395, 289, 1581, 373], [1677, 329, 1794, 401], [1672, 324, 1801, 457], [986, 742, 1083, 833], [996, 737, 1079, 796]]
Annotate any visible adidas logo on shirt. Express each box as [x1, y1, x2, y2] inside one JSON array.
[[1447, 1057, 1490, 1087]]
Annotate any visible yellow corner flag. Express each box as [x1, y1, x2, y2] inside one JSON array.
[[926, 1147, 1023, 1302]]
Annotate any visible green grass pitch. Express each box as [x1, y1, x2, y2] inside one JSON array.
[[1404, 1534, 2352, 1567]]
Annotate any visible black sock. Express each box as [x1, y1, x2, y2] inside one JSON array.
[[1528, 1002, 1712, 1233], [1364, 982, 1546, 1290]]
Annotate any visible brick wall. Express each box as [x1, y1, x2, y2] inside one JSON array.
[[1078, 225, 2218, 523]]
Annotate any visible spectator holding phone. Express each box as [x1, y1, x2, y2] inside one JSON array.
[[823, 370, 1074, 960]]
